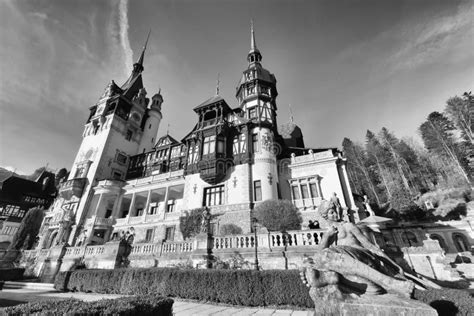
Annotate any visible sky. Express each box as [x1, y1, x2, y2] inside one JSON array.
[[0, 0, 472, 175]]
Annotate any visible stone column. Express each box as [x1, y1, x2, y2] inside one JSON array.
[[340, 163, 358, 222], [127, 193, 136, 223]]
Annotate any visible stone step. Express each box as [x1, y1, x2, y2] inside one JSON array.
[[3, 281, 56, 291]]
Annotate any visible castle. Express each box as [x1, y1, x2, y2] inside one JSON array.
[[19, 26, 473, 281]]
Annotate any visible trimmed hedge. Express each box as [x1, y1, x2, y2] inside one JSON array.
[[413, 288, 474, 316], [1, 295, 173, 316], [0, 268, 24, 281], [55, 268, 314, 308]]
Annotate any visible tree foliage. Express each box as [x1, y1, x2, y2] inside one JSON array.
[[179, 207, 207, 240], [219, 224, 243, 236], [254, 199, 302, 232], [342, 91, 472, 218], [8, 207, 44, 250]]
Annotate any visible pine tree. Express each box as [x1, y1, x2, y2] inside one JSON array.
[[342, 138, 380, 205], [379, 128, 412, 194], [445, 94, 473, 144], [419, 112, 471, 184], [366, 130, 392, 202]]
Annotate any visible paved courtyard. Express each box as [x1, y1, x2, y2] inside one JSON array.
[[0, 288, 313, 316]]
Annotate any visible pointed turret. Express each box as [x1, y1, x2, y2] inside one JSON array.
[[132, 30, 151, 75], [247, 20, 262, 65]]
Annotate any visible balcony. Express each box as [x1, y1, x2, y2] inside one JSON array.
[[59, 178, 87, 200], [85, 216, 115, 228]]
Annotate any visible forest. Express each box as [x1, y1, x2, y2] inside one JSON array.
[[343, 92, 473, 221]]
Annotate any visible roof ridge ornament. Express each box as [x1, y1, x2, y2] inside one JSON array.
[[216, 73, 220, 96]]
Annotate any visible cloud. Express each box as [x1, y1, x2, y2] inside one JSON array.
[[118, 0, 133, 73], [388, 1, 472, 70], [30, 11, 48, 20]]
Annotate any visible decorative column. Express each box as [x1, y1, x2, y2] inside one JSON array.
[[127, 193, 136, 223]]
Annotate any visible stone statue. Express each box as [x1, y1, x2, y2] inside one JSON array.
[[200, 208, 211, 234], [329, 192, 343, 221], [300, 200, 416, 306]]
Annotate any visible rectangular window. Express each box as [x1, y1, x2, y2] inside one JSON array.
[[74, 166, 84, 178], [309, 183, 318, 198], [301, 184, 310, 199], [202, 135, 216, 155], [165, 227, 175, 241], [145, 229, 153, 242], [252, 133, 259, 153], [204, 185, 225, 206], [188, 143, 199, 164], [166, 201, 175, 213], [113, 171, 122, 180], [291, 186, 301, 200], [116, 152, 127, 165], [126, 130, 133, 141], [217, 137, 225, 154], [254, 180, 262, 202], [233, 136, 239, 155], [249, 107, 257, 119]]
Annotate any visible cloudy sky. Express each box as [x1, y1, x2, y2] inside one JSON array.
[[0, 0, 472, 175]]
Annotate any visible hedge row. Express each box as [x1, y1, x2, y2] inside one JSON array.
[[0, 268, 24, 281], [55, 268, 314, 308], [1, 295, 173, 316]]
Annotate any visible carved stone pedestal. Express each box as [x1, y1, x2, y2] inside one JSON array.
[[312, 294, 437, 316]]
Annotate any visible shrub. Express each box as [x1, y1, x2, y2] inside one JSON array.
[[254, 199, 302, 232], [55, 268, 314, 308], [0, 268, 24, 281], [413, 288, 473, 316], [1, 295, 173, 316], [219, 224, 243, 236]]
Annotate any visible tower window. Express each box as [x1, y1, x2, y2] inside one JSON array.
[[252, 133, 259, 153], [217, 137, 225, 154], [116, 152, 128, 165], [254, 180, 262, 202], [249, 107, 257, 119], [204, 185, 224, 206], [93, 124, 100, 135], [126, 130, 133, 141]]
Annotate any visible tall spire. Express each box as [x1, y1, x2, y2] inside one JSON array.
[[133, 30, 151, 74], [250, 19, 257, 52], [247, 19, 262, 64], [216, 73, 220, 95]]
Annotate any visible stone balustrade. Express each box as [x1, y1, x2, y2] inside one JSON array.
[[269, 229, 324, 247], [131, 243, 160, 255], [39, 249, 51, 257], [214, 235, 256, 249], [84, 245, 106, 257], [22, 250, 38, 260], [161, 241, 194, 253], [214, 229, 325, 250], [64, 246, 85, 258]]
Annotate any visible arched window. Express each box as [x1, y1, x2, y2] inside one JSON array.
[[452, 234, 470, 252], [430, 234, 448, 251]]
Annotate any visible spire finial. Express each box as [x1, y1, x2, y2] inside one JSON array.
[[136, 29, 151, 68], [289, 104, 294, 123], [216, 73, 220, 95], [166, 123, 170, 135], [250, 19, 257, 51]]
